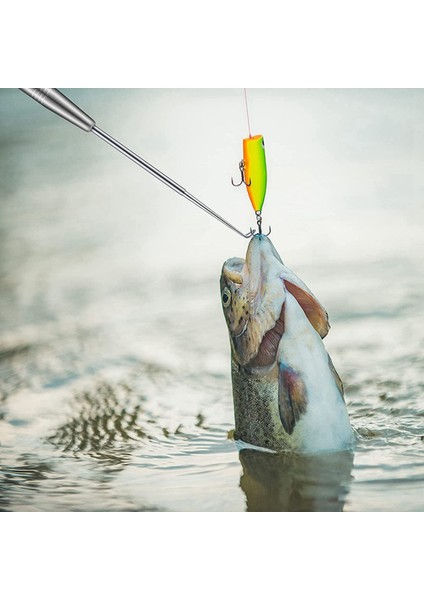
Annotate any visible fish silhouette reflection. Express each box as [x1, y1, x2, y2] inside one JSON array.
[[239, 448, 354, 511]]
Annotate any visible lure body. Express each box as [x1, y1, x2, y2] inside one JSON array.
[[243, 135, 267, 213]]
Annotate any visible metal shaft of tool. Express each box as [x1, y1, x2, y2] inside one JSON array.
[[91, 126, 254, 238], [19, 88, 254, 239]]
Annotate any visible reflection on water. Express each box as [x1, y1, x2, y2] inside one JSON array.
[[1, 88, 424, 511], [0, 457, 53, 511], [47, 381, 148, 462], [239, 449, 354, 511]]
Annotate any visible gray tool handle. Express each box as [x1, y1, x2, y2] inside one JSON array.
[[20, 88, 95, 132]]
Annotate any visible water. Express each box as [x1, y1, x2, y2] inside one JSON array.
[[1, 88, 423, 511]]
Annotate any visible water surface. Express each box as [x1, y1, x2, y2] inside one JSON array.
[[1, 89, 423, 511]]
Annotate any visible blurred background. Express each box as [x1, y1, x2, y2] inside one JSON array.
[[0, 89, 423, 511]]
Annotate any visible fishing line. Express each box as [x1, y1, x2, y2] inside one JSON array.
[[244, 88, 252, 138]]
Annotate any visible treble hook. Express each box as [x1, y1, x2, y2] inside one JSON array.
[[231, 160, 251, 187], [255, 211, 271, 236]]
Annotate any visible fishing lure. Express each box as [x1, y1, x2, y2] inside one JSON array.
[[232, 134, 270, 235]]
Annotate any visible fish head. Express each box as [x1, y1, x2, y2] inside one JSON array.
[[220, 234, 286, 367], [220, 234, 331, 367]]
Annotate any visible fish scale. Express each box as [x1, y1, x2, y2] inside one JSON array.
[[231, 360, 292, 451]]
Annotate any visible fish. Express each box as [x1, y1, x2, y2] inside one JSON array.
[[220, 234, 354, 453]]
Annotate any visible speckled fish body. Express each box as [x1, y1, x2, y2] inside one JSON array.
[[220, 234, 353, 453]]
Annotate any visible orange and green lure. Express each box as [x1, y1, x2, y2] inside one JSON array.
[[232, 133, 268, 234], [243, 134, 267, 213]]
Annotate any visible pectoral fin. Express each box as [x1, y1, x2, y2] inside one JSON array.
[[283, 280, 330, 338], [278, 364, 308, 435]]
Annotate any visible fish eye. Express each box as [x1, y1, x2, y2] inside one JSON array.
[[222, 287, 231, 308], [262, 138, 265, 147]]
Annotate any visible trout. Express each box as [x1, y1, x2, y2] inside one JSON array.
[[220, 234, 353, 453]]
